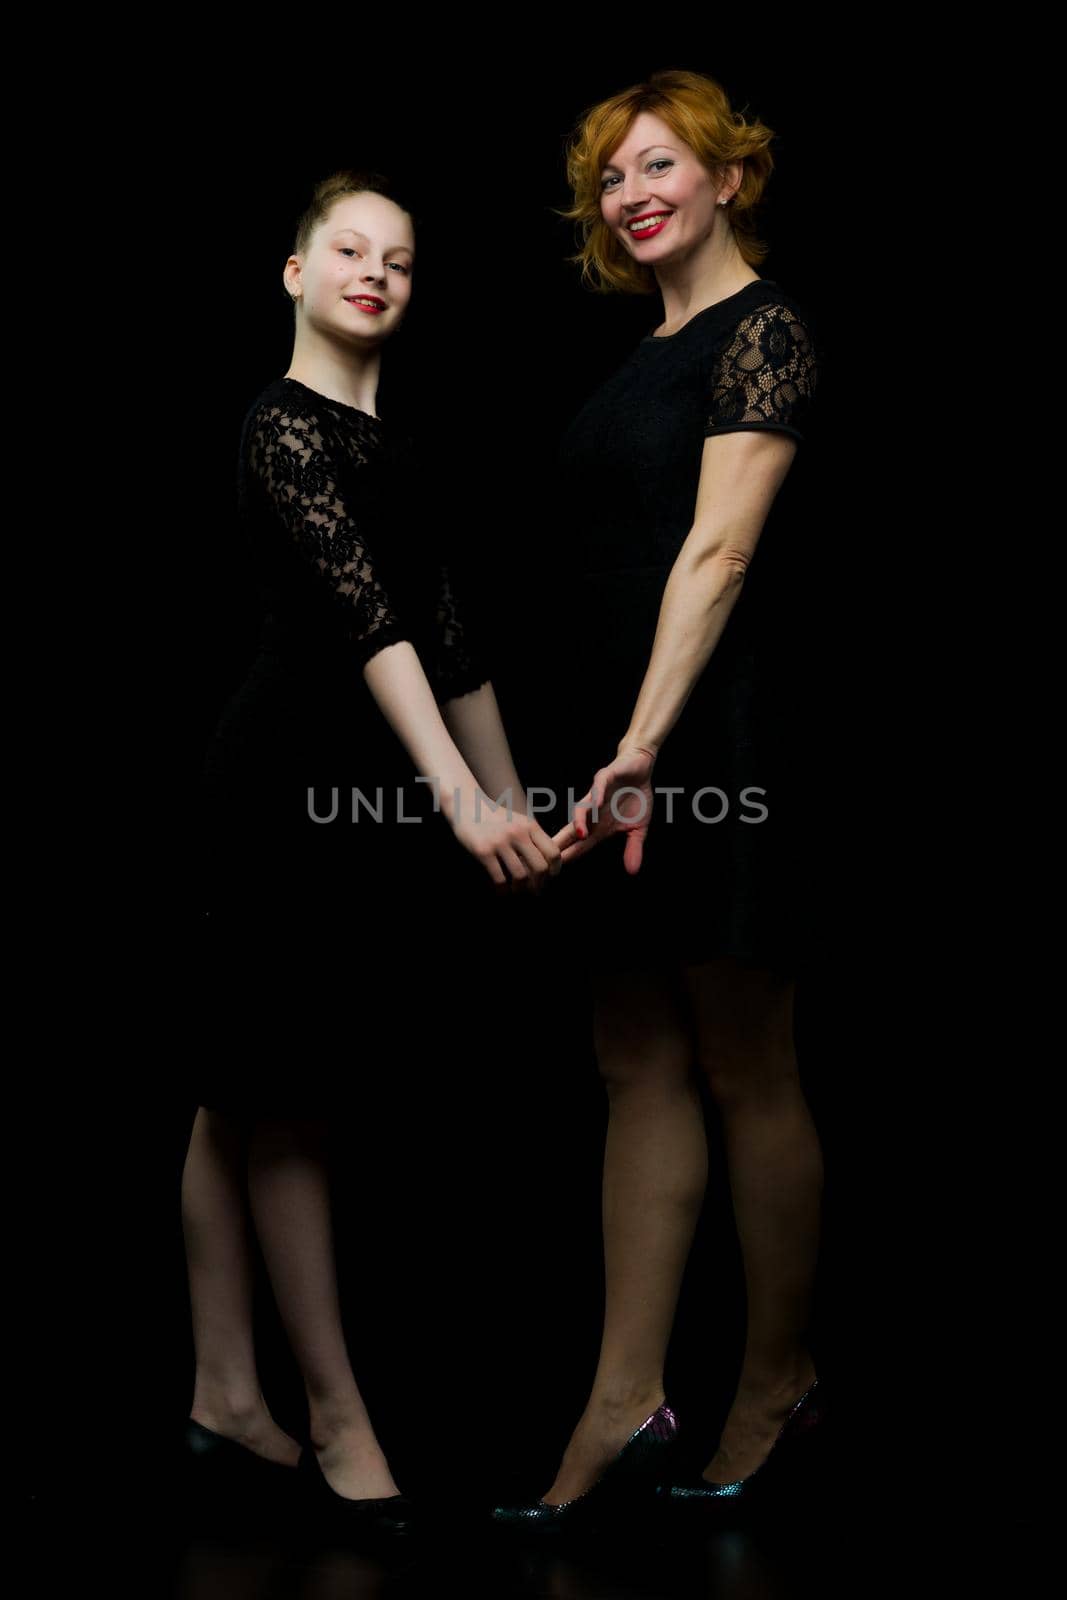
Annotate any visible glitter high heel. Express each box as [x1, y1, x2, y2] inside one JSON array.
[[490, 1400, 680, 1531], [656, 1375, 825, 1515]]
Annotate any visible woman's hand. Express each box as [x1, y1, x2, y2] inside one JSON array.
[[551, 746, 657, 874], [447, 785, 563, 896]]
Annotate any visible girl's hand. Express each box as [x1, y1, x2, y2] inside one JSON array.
[[550, 746, 657, 875], [448, 788, 562, 896]]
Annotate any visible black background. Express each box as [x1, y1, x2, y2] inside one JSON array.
[[41, 43, 957, 1534]]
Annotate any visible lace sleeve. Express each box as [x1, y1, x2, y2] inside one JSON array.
[[704, 302, 818, 444], [429, 561, 492, 705], [247, 402, 413, 669]]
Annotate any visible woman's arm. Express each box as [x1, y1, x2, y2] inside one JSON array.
[[619, 428, 798, 758], [554, 430, 798, 867], [621, 297, 819, 756], [556, 298, 819, 859]]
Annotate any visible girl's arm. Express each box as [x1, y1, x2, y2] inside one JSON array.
[[361, 646, 506, 823], [424, 561, 529, 814], [361, 647, 556, 888], [246, 402, 559, 889], [439, 681, 528, 816]]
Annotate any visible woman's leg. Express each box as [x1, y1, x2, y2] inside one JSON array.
[[181, 1106, 302, 1464], [542, 965, 707, 1504], [245, 1114, 401, 1499], [680, 955, 823, 1483]]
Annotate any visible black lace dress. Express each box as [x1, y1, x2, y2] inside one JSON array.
[[195, 377, 490, 1115], [549, 279, 822, 976]]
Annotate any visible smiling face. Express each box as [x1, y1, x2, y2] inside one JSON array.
[[599, 110, 724, 265], [285, 190, 415, 342]]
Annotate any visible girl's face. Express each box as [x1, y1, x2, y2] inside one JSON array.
[[599, 110, 722, 265], [288, 192, 414, 341]]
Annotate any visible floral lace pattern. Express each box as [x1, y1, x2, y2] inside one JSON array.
[[247, 401, 413, 670], [245, 393, 490, 701], [705, 303, 818, 442]]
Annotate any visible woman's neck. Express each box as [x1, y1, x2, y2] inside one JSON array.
[[651, 238, 761, 336]]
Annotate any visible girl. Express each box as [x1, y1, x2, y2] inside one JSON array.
[[185, 170, 561, 1535]]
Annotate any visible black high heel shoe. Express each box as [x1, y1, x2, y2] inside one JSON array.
[[180, 1418, 303, 1518], [296, 1445, 416, 1538], [491, 1400, 680, 1532], [656, 1376, 825, 1516]]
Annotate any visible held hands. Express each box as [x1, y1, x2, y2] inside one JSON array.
[[551, 746, 658, 874], [446, 744, 658, 894], [448, 787, 563, 897]]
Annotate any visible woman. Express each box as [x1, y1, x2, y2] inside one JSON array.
[[492, 71, 826, 1526], [185, 170, 561, 1535]]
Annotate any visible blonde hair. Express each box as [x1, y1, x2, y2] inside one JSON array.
[[555, 69, 776, 295]]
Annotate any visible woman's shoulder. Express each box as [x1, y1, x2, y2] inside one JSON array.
[[713, 279, 821, 366], [689, 278, 815, 341], [671, 279, 822, 405], [637, 278, 820, 367]]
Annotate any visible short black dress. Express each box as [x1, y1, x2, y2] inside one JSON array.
[[549, 279, 822, 976], [194, 376, 491, 1115]]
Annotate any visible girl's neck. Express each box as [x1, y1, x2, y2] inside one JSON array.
[[283, 336, 382, 418]]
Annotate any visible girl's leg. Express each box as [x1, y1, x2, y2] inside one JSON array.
[[181, 1106, 302, 1465], [542, 965, 707, 1504], [680, 955, 823, 1483], [245, 1114, 400, 1499]]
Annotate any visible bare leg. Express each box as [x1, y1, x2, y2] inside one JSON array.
[[181, 1106, 302, 1465], [245, 1115, 401, 1500], [542, 966, 707, 1504], [681, 955, 823, 1483]]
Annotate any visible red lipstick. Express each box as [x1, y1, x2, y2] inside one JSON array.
[[625, 212, 673, 241]]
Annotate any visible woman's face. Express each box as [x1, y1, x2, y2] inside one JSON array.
[[599, 110, 722, 265], [287, 192, 414, 342]]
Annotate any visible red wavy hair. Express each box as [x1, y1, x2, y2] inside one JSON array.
[[555, 69, 777, 295]]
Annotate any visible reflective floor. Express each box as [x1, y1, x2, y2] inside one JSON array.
[[156, 1443, 862, 1599], [165, 1518, 843, 1600]]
